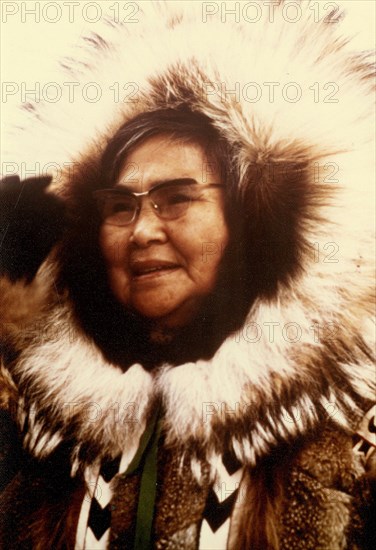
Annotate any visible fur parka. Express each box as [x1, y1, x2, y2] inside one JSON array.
[[0, 1, 375, 548]]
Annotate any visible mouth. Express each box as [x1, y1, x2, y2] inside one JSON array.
[[130, 260, 180, 281]]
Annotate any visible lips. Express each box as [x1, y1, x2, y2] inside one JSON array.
[[130, 259, 180, 279]]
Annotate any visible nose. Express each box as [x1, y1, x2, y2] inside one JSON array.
[[130, 200, 168, 248]]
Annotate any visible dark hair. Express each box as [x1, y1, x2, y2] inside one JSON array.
[[99, 108, 232, 189], [59, 108, 252, 370]]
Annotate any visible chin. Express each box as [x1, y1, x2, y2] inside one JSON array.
[[132, 298, 200, 329], [137, 308, 184, 328]]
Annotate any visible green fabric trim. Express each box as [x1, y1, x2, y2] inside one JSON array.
[[124, 406, 162, 550], [125, 407, 160, 476], [134, 419, 162, 550]]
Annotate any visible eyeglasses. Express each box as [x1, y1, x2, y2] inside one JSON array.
[[93, 180, 224, 226]]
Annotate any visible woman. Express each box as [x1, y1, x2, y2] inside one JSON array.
[[0, 2, 375, 549]]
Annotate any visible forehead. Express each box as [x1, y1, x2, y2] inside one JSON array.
[[116, 134, 219, 191]]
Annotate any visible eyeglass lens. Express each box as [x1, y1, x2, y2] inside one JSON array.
[[101, 183, 196, 226]]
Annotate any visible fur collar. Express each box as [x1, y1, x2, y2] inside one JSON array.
[[7, 285, 374, 478]]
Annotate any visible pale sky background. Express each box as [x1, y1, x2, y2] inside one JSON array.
[[1, 0, 375, 123]]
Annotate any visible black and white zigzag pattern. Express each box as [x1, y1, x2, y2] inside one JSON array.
[[77, 448, 243, 549], [75, 429, 145, 549], [85, 455, 122, 547], [353, 405, 376, 462], [199, 451, 243, 549]]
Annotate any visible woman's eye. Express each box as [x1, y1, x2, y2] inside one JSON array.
[[159, 186, 194, 206], [166, 192, 191, 205], [110, 199, 134, 213], [106, 199, 134, 215]]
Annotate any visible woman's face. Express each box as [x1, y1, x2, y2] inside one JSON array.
[[99, 135, 229, 328]]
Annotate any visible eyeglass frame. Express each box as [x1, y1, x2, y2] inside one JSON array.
[[92, 179, 225, 226]]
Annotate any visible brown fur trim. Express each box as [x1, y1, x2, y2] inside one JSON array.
[[229, 451, 286, 549], [230, 427, 373, 549], [0, 458, 84, 550], [0, 258, 60, 347], [0, 364, 18, 414], [0, 276, 46, 340]]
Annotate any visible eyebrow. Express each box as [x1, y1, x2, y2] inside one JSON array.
[[113, 178, 198, 193]]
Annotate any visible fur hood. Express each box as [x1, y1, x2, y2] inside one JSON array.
[[1, 1, 375, 478]]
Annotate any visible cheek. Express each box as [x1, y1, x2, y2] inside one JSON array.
[[99, 226, 128, 266], [201, 222, 229, 285], [177, 210, 229, 286], [99, 227, 132, 306]]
